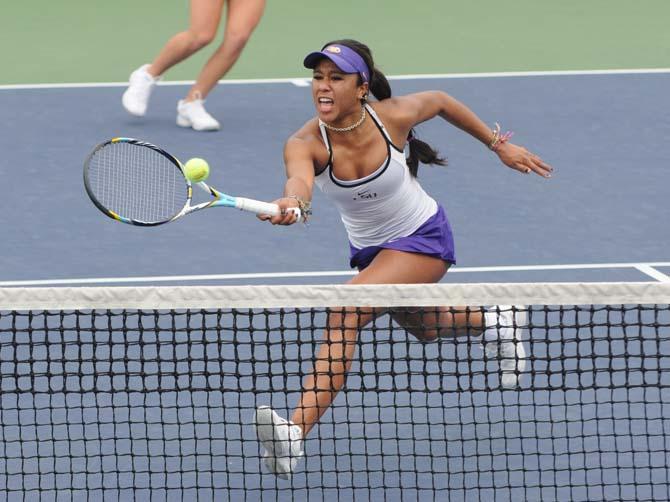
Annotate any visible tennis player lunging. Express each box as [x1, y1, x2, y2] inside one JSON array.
[[255, 40, 553, 479]]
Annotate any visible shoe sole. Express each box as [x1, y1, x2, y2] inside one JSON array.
[[255, 406, 278, 452], [255, 406, 295, 480], [176, 115, 220, 131]]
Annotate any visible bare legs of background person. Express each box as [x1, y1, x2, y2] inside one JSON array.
[[123, 0, 265, 130], [175, 0, 265, 130], [183, 0, 265, 101]]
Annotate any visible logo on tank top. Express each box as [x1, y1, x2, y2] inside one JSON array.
[[353, 189, 377, 200]]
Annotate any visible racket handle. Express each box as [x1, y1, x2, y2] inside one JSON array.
[[235, 197, 302, 220]]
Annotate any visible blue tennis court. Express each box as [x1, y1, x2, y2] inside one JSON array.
[[3, 0, 670, 497], [1, 70, 669, 501], [1, 71, 669, 286]]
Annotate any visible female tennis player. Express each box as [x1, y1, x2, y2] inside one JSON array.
[[122, 0, 265, 131], [254, 39, 553, 479]]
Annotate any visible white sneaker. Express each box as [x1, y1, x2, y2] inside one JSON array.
[[176, 98, 221, 131], [483, 305, 527, 388], [122, 64, 160, 117], [255, 406, 304, 480]]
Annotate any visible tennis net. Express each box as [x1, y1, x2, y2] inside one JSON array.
[[0, 282, 669, 501]]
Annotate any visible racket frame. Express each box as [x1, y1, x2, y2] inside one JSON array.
[[84, 137, 299, 226]]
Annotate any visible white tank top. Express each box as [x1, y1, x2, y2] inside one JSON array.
[[314, 104, 437, 249]]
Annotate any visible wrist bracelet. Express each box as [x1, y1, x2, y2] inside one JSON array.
[[488, 123, 514, 152], [287, 195, 312, 222]]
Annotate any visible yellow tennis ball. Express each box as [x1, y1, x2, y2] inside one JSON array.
[[183, 158, 210, 183]]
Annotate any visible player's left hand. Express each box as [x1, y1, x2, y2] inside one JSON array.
[[496, 143, 553, 178]]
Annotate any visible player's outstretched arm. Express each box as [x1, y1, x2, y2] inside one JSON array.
[[259, 135, 316, 225], [396, 91, 553, 178]]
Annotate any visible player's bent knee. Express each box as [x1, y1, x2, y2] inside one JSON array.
[[222, 32, 251, 55], [188, 31, 217, 51], [407, 328, 440, 343]]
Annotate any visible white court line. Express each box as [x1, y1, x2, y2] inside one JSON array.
[[635, 265, 670, 283], [1, 68, 668, 91], [290, 78, 310, 87], [388, 68, 670, 80], [1, 261, 669, 287]]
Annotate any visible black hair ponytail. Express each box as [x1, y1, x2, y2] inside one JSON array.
[[406, 129, 447, 177], [323, 39, 447, 177]]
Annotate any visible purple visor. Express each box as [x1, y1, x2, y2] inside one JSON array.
[[303, 44, 370, 83]]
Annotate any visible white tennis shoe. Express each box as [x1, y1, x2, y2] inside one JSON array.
[[176, 98, 221, 131], [483, 305, 528, 388], [255, 406, 304, 480], [122, 64, 159, 117]]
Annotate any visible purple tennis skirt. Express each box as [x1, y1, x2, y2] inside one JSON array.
[[349, 204, 456, 270]]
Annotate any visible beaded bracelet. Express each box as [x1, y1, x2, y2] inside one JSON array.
[[488, 123, 514, 152], [287, 195, 312, 222]]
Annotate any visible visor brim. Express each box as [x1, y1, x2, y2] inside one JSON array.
[[303, 51, 359, 75]]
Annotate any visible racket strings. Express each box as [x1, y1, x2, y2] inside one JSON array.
[[88, 143, 188, 223]]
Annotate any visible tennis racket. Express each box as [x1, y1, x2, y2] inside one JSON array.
[[83, 137, 300, 226]]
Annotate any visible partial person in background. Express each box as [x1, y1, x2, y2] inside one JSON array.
[[253, 39, 553, 479], [122, 0, 265, 131]]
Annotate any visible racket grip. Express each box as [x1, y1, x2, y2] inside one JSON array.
[[235, 197, 302, 220]]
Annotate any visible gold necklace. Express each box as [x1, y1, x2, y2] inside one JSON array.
[[321, 107, 366, 133]]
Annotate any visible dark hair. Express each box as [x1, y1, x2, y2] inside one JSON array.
[[322, 39, 446, 177]]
